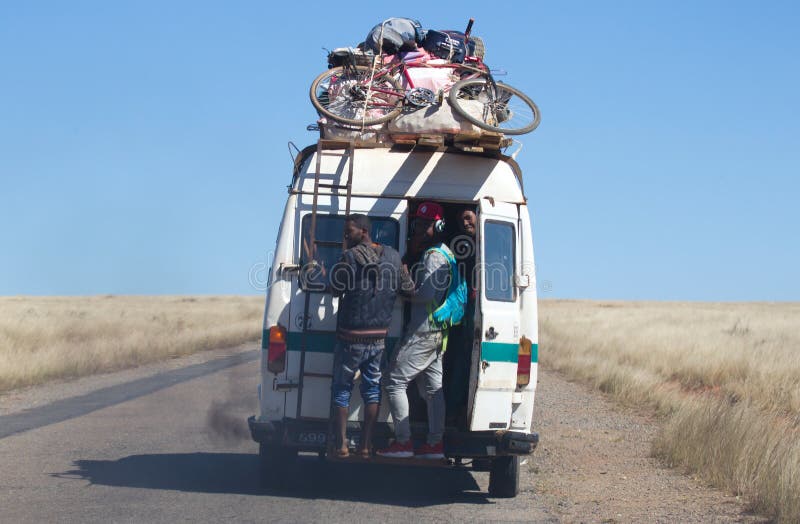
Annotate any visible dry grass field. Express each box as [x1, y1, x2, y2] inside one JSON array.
[[540, 299, 800, 522], [0, 295, 263, 393]]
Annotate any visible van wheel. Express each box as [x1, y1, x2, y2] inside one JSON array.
[[258, 443, 297, 487], [488, 455, 520, 498]]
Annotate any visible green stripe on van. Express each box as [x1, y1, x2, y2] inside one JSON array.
[[481, 342, 539, 363], [260, 330, 338, 352], [262, 329, 397, 354], [265, 329, 538, 364], [288, 331, 337, 353], [481, 341, 518, 362]]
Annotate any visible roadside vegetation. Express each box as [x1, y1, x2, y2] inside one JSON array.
[[539, 299, 800, 522], [0, 295, 263, 393]]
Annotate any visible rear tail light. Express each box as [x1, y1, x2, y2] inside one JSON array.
[[517, 337, 532, 387], [267, 325, 287, 373]]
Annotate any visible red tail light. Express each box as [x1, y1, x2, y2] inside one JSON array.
[[267, 325, 287, 373], [517, 337, 532, 387]]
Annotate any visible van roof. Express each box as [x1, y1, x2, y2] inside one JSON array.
[[291, 145, 526, 204]]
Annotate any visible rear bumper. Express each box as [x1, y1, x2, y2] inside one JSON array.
[[248, 416, 538, 457]]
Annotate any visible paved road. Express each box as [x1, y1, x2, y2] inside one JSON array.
[[0, 348, 553, 523]]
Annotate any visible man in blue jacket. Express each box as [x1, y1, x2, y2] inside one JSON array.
[[329, 214, 413, 458]]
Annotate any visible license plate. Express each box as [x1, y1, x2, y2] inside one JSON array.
[[297, 431, 327, 445]]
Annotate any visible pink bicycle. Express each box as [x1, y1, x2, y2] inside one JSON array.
[[309, 38, 540, 135]]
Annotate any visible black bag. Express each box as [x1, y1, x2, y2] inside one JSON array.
[[423, 30, 483, 63], [364, 18, 425, 55], [327, 47, 376, 69]]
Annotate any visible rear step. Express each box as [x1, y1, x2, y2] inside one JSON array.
[[327, 454, 449, 467]]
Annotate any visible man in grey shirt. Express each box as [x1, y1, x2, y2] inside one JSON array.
[[378, 201, 453, 459]]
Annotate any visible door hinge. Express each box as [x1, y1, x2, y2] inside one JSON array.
[[278, 262, 301, 276]]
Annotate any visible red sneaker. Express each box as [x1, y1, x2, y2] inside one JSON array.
[[376, 440, 414, 458], [415, 441, 444, 459]]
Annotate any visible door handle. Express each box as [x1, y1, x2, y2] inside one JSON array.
[[485, 326, 498, 340]]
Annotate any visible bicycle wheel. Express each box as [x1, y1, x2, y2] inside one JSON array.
[[448, 78, 540, 135], [309, 65, 404, 126]]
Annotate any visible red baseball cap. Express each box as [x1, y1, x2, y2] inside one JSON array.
[[414, 202, 444, 221]]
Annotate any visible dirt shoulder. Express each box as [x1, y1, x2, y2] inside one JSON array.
[[531, 367, 766, 523]]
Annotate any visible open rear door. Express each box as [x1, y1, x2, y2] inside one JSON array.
[[469, 198, 521, 431]]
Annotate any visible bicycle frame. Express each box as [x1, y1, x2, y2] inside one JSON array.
[[347, 53, 493, 108]]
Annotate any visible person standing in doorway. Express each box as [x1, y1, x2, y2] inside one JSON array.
[[329, 214, 413, 458], [378, 202, 454, 459], [445, 207, 478, 428]]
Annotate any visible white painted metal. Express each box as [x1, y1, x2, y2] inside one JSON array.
[[511, 204, 539, 432], [295, 149, 525, 204], [470, 199, 522, 431], [259, 194, 296, 422]]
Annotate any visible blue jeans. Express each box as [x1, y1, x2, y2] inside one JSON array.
[[331, 340, 384, 408]]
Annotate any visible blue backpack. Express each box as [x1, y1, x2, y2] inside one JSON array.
[[427, 245, 467, 329]]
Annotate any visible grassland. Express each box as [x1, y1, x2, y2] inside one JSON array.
[[539, 299, 800, 522], [0, 295, 263, 393]]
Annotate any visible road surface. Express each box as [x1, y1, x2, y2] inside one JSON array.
[[0, 344, 760, 523]]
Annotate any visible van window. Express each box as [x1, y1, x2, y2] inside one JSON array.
[[300, 214, 400, 273], [483, 221, 516, 302]]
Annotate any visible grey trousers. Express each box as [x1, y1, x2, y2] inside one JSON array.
[[384, 330, 445, 445]]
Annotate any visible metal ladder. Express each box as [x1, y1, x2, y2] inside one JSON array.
[[296, 139, 355, 420]]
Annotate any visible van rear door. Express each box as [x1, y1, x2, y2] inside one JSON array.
[[285, 210, 402, 421], [470, 199, 521, 431]]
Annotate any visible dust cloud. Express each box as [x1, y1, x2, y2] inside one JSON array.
[[205, 363, 258, 444]]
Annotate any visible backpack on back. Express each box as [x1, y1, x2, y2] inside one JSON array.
[[427, 245, 468, 329]]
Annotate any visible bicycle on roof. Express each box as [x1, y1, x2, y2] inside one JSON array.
[[309, 44, 540, 136]]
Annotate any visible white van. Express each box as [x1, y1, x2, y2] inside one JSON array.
[[248, 139, 539, 497]]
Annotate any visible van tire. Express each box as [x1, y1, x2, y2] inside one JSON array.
[[488, 455, 520, 498], [258, 443, 297, 487]]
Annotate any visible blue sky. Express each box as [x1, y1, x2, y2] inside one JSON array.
[[1, 1, 798, 300]]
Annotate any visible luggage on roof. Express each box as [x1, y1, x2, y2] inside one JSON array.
[[309, 18, 541, 142], [364, 18, 425, 55], [423, 30, 484, 63]]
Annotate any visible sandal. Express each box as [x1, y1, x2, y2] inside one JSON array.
[[357, 448, 371, 459], [334, 448, 350, 459]]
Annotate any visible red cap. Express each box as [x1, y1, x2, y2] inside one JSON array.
[[414, 202, 444, 220]]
